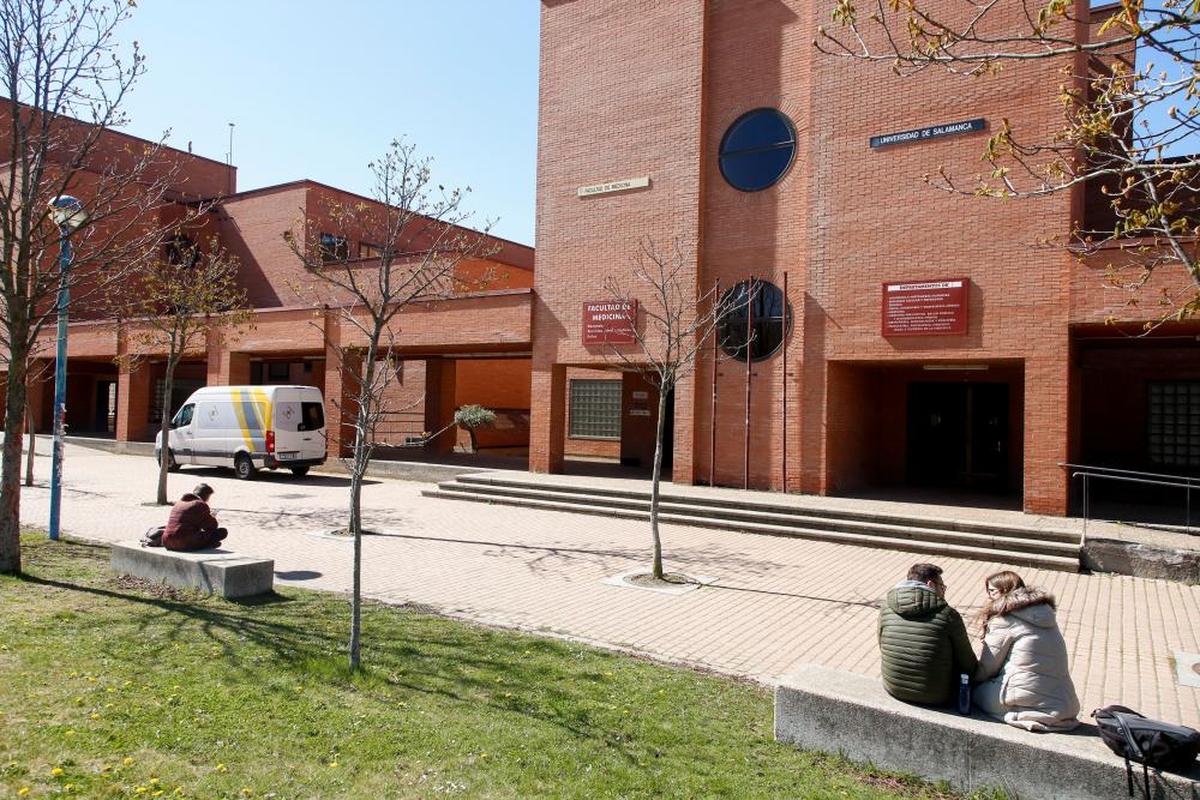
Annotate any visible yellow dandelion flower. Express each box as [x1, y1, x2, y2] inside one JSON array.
[[328, 761, 339, 769], [240, 788, 252, 797], [64, 730, 75, 737], [135, 788, 148, 795], [215, 763, 227, 773], [123, 757, 135, 767], [64, 784, 74, 792], [149, 778, 160, 786], [18, 788, 30, 797], [90, 713, 100, 720], [51, 767, 64, 776]]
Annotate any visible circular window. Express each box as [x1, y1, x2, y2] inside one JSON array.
[[718, 279, 791, 362], [718, 109, 797, 192]]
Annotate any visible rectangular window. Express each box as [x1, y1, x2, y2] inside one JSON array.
[[267, 362, 290, 383], [319, 233, 348, 262], [569, 379, 621, 440], [358, 241, 383, 259], [1148, 381, 1200, 468]]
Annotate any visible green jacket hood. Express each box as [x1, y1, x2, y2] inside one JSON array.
[[886, 583, 947, 618]]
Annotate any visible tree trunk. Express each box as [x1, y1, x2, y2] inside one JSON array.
[[0, 352, 30, 574], [24, 394, 35, 487], [347, 347, 377, 673], [156, 360, 176, 505], [649, 384, 668, 580]]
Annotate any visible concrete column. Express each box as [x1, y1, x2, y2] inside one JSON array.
[[528, 362, 566, 474], [423, 358, 458, 456]]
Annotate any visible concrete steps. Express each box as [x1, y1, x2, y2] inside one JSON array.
[[422, 475, 1082, 572]]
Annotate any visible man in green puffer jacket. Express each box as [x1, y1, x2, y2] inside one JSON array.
[[878, 563, 978, 706]]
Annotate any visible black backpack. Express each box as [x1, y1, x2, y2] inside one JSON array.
[[1092, 705, 1200, 797], [140, 525, 165, 548]]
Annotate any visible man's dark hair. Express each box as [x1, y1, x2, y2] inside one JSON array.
[[907, 563, 943, 584], [193, 483, 214, 501]]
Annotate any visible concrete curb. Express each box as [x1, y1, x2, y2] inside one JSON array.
[[1083, 538, 1200, 585], [775, 665, 1200, 800]]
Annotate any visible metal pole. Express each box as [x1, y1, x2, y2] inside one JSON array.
[[710, 278, 719, 487], [48, 230, 71, 541], [744, 277, 753, 490], [1081, 473, 1089, 546], [781, 271, 788, 493]]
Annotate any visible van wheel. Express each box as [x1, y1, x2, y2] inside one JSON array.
[[159, 449, 180, 473], [234, 453, 256, 480], [290, 466, 310, 477]]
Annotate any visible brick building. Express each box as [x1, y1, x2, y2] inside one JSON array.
[[527, 0, 1200, 516], [3, 126, 536, 462]]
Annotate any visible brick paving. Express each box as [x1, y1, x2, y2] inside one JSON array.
[[12, 441, 1200, 729]]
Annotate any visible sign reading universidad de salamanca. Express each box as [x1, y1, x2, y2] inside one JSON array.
[[583, 300, 638, 345], [869, 118, 986, 149]]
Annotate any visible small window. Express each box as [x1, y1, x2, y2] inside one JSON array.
[[358, 241, 383, 259], [267, 362, 290, 383], [301, 402, 325, 432], [718, 109, 797, 192], [172, 404, 194, 429], [717, 279, 791, 362], [1148, 381, 1200, 468], [164, 234, 199, 267], [569, 379, 621, 440], [319, 233, 348, 262]]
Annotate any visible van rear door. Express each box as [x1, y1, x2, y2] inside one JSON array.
[[273, 388, 325, 462]]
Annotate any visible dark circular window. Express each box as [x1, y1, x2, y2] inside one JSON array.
[[718, 109, 796, 192], [718, 279, 791, 362]]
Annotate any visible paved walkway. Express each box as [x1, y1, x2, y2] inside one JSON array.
[[11, 441, 1200, 729]]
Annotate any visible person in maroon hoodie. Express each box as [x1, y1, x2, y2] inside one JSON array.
[[162, 483, 228, 551]]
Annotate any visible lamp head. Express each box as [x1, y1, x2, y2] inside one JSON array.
[[49, 195, 87, 230]]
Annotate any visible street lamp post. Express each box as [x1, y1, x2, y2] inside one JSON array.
[[47, 195, 87, 542]]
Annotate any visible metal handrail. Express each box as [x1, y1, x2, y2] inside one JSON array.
[[1059, 462, 1199, 545]]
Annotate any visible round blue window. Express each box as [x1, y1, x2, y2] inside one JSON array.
[[718, 109, 796, 192]]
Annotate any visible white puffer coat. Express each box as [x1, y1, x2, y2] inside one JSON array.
[[975, 587, 1080, 731]]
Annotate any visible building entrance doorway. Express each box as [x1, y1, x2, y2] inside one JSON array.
[[907, 382, 1009, 492]]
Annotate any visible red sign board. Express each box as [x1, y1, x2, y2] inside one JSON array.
[[583, 300, 638, 345], [882, 279, 968, 336]]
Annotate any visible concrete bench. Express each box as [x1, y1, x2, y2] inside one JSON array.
[[775, 665, 1200, 800], [110, 541, 274, 599]]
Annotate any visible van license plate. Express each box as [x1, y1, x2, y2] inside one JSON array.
[[277, 452, 298, 461]]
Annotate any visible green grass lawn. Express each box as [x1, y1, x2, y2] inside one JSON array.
[[0, 535, 985, 799]]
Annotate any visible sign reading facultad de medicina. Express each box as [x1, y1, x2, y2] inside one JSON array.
[[882, 279, 969, 337], [577, 176, 651, 198], [583, 299, 638, 345], [870, 118, 986, 150]]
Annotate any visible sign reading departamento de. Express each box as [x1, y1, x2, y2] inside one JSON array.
[[583, 300, 638, 345], [882, 279, 969, 337], [870, 118, 986, 150]]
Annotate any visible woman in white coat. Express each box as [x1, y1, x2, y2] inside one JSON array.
[[973, 571, 1080, 732]]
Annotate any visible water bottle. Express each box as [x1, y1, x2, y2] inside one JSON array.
[[957, 673, 971, 715]]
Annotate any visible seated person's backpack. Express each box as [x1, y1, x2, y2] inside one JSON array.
[[1092, 705, 1200, 797], [140, 526, 165, 548]]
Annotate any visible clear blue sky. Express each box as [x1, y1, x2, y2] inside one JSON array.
[[119, 2, 540, 245]]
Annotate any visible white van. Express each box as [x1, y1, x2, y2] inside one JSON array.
[[155, 385, 327, 479]]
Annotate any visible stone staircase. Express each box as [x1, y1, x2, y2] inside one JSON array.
[[422, 474, 1082, 572]]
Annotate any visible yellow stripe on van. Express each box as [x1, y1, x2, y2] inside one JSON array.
[[252, 387, 272, 432], [230, 388, 255, 453]]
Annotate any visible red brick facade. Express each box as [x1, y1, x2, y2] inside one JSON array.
[[528, 0, 1200, 516]]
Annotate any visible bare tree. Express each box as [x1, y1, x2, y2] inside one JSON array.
[[0, 0, 196, 573], [286, 138, 495, 671], [816, 0, 1200, 321], [110, 236, 251, 505], [602, 238, 744, 581]]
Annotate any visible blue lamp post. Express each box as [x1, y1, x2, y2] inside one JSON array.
[[47, 195, 87, 542]]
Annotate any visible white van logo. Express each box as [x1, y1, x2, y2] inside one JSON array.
[[282, 405, 295, 421]]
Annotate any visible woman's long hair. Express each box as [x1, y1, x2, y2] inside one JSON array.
[[975, 570, 1027, 631]]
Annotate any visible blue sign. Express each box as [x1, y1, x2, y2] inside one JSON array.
[[870, 118, 986, 149]]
